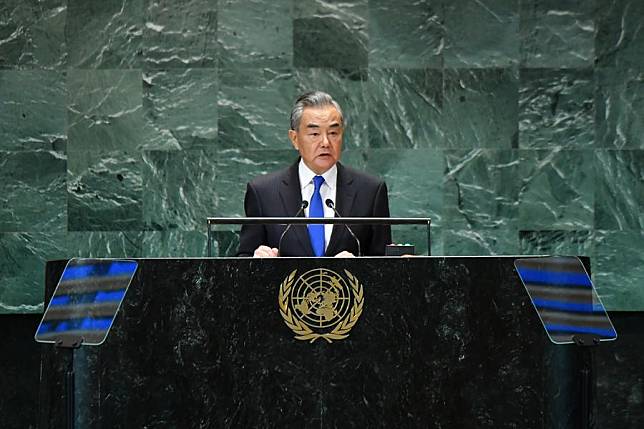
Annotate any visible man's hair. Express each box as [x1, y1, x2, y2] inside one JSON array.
[[289, 91, 344, 131]]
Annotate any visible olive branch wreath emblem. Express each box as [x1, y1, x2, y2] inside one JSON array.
[[278, 269, 364, 343]]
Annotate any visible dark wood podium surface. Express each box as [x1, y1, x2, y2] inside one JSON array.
[[39, 257, 584, 428]]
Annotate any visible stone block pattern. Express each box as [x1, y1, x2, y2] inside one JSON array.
[[0, 0, 643, 312]]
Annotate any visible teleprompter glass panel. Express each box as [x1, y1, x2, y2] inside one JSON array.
[[35, 258, 138, 346], [514, 256, 617, 345]]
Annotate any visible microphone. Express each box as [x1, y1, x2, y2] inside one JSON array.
[[325, 199, 361, 257], [278, 200, 309, 256]]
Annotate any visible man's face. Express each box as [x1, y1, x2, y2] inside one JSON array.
[[288, 105, 344, 175]]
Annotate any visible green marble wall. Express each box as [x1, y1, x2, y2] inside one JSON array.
[[1, 0, 642, 313]]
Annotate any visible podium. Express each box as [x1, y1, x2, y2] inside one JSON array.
[[39, 257, 587, 428]]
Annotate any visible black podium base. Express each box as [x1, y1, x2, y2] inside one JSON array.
[[34, 257, 639, 428]]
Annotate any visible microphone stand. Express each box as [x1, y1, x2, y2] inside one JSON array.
[[278, 201, 309, 256], [325, 199, 361, 257], [207, 216, 432, 257]]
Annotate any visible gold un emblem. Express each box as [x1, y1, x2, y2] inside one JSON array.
[[278, 268, 364, 343]]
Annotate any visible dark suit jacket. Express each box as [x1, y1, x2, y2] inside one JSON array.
[[237, 160, 391, 256]]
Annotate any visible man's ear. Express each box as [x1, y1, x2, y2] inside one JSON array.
[[288, 129, 298, 150]]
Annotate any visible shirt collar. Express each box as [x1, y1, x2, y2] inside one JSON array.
[[298, 159, 337, 191]]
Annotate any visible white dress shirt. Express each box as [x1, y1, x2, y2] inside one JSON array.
[[298, 159, 337, 251]]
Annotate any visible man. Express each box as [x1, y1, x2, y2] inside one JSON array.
[[237, 91, 391, 257]]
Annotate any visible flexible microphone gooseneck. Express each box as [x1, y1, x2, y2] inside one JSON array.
[[278, 200, 309, 256], [325, 199, 362, 257]]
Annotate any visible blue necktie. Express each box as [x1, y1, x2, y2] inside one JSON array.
[[308, 175, 325, 257]]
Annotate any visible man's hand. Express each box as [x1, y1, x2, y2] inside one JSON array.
[[253, 245, 279, 258], [333, 251, 355, 258]]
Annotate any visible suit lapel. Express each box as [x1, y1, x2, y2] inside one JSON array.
[[326, 162, 356, 256], [279, 161, 314, 256]]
